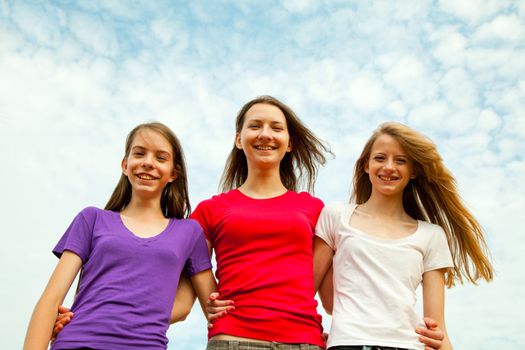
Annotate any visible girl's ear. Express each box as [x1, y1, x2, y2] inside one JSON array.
[[364, 161, 369, 174], [235, 132, 242, 150], [121, 158, 128, 176], [169, 167, 178, 183], [287, 140, 292, 153], [410, 165, 418, 179]]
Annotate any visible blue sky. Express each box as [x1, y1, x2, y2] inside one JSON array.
[[1, 1, 524, 349]]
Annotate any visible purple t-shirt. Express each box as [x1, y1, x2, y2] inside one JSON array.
[[51, 207, 211, 350]]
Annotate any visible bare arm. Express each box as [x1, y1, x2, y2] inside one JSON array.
[[173, 238, 217, 323], [419, 269, 452, 350], [24, 251, 82, 350], [190, 269, 217, 319], [318, 265, 334, 315], [313, 236, 334, 314], [313, 236, 334, 291], [202, 239, 235, 327], [170, 276, 196, 323]]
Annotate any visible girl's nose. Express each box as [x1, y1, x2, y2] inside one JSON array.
[[141, 154, 154, 168], [257, 125, 272, 140], [384, 158, 395, 169]]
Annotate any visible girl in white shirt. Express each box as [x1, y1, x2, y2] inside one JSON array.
[[314, 122, 494, 350]]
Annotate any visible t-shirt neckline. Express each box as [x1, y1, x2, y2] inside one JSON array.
[[343, 204, 421, 243], [233, 188, 291, 201], [113, 210, 175, 242]]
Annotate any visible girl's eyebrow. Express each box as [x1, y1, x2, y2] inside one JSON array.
[[246, 118, 285, 125], [132, 145, 171, 156], [156, 150, 172, 157]]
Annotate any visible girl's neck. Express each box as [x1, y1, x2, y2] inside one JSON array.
[[359, 191, 408, 220], [120, 196, 165, 220], [239, 168, 287, 199]]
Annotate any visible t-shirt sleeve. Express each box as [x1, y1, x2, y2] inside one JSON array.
[[190, 200, 213, 242], [184, 221, 212, 277], [315, 203, 339, 250], [424, 224, 454, 272], [53, 207, 96, 262]]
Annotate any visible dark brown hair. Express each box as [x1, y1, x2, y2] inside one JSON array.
[[105, 122, 191, 218], [220, 95, 332, 193], [352, 121, 493, 287]]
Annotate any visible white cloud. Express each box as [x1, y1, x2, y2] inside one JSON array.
[[438, 0, 506, 25], [10, 2, 63, 47], [497, 135, 525, 157], [439, 68, 480, 109], [386, 100, 408, 117], [407, 101, 450, 130], [477, 109, 502, 131], [466, 47, 525, 79], [503, 113, 525, 138], [151, 19, 178, 47], [447, 131, 492, 153], [474, 14, 525, 43], [282, 0, 319, 13], [68, 11, 120, 57], [382, 54, 438, 107], [373, 0, 430, 20], [346, 73, 390, 112], [430, 26, 467, 67]]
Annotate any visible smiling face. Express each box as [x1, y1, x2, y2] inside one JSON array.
[[365, 133, 415, 198], [121, 128, 177, 200], [235, 103, 292, 170]]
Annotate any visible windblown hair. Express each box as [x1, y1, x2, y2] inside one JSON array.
[[352, 121, 493, 287], [220, 95, 332, 193], [105, 122, 191, 219]]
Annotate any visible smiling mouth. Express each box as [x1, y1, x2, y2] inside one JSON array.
[[378, 175, 399, 181], [255, 146, 276, 150], [136, 173, 158, 180]]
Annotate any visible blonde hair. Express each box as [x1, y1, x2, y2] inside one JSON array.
[[352, 121, 493, 287], [220, 95, 332, 193]]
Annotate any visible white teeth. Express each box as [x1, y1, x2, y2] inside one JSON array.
[[137, 174, 155, 180], [256, 146, 273, 150]]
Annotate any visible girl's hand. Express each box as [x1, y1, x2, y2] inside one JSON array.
[[51, 305, 74, 340], [206, 292, 234, 328], [416, 317, 444, 350]]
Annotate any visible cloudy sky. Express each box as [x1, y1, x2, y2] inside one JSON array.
[[1, 0, 524, 349]]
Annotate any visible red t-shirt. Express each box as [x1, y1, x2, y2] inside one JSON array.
[[191, 189, 325, 347]]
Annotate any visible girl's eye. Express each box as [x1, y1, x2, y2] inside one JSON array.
[[396, 159, 407, 164], [133, 152, 144, 156], [374, 156, 384, 161]]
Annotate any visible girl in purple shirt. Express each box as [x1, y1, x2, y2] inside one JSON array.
[[24, 122, 216, 350]]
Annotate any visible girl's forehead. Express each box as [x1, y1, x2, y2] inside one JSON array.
[[244, 103, 287, 123], [132, 129, 172, 151], [371, 134, 407, 154]]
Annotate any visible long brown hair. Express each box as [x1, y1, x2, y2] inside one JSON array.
[[352, 121, 494, 287], [220, 95, 332, 193], [105, 122, 191, 219]]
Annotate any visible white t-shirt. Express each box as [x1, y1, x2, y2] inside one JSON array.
[[316, 203, 453, 350]]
